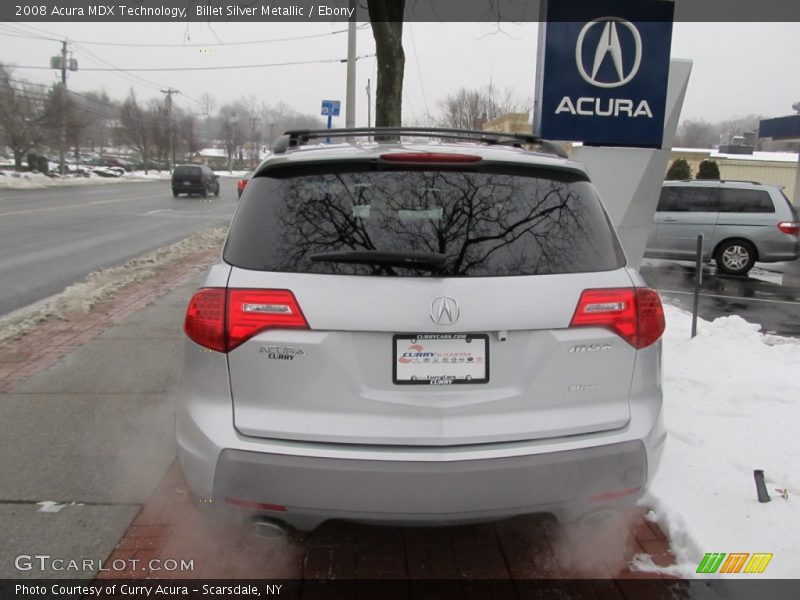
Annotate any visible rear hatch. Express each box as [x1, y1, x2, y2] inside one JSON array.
[[173, 165, 202, 188], [222, 159, 637, 446]]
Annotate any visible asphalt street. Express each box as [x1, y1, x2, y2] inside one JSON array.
[[0, 179, 237, 317]]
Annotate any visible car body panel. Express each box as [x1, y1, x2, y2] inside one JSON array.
[[178, 135, 665, 530]]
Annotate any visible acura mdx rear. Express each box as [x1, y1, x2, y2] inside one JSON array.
[[177, 130, 666, 531]]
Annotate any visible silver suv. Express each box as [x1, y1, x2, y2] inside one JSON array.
[[178, 128, 666, 532], [644, 180, 800, 275]]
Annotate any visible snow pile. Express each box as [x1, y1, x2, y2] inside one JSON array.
[[0, 226, 227, 346], [0, 169, 174, 189], [0, 168, 247, 189], [642, 304, 800, 578]]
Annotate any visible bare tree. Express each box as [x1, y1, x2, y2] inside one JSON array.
[[0, 66, 44, 170], [118, 90, 152, 173], [176, 110, 201, 161], [367, 0, 405, 131], [73, 90, 117, 154], [437, 84, 523, 130], [148, 98, 170, 166], [218, 105, 246, 171]]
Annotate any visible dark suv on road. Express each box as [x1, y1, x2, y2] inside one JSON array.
[[172, 164, 220, 197]]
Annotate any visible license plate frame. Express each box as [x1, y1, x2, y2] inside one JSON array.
[[392, 333, 489, 386]]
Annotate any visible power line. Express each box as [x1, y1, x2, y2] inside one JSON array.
[[0, 22, 368, 47], [67, 24, 369, 47], [10, 57, 347, 72], [408, 23, 431, 116]]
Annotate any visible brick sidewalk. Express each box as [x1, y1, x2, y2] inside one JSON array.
[[99, 462, 678, 586], [0, 243, 220, 393]]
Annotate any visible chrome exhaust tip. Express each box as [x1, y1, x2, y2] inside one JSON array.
[[250, 516, 293, 539], [579, 509, 625, 529]]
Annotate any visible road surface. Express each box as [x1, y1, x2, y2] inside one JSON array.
[[0, 180, 237, 317]]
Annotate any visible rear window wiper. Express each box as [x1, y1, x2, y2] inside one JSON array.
[[309, 250, 447, 270]]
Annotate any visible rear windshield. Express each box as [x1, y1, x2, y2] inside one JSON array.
[[224, 166, 626, 277], [174, 166, 201, 176]]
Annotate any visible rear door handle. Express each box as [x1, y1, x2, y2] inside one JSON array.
[[663, 217, 678, 222]]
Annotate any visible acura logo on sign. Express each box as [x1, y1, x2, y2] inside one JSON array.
[[576, 18, 642, 88], [430, 296, 460, 325]]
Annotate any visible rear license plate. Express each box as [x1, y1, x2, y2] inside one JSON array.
[[183, 181, 191, 185], [393, 334, 489, 385]]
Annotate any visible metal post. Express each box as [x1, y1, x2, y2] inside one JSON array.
[[326, 114, 332, 143], [345, 0, 356, 129], [691, 234, 704, 338], [366, 78, 371, 140], [754, 470, 771, 503]]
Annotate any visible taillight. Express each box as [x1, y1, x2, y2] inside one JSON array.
[[227, 289, 308, 351], [237, 179, 248, 192], [777, 221, 799, 236], [570, 288, 665, 349], [184, 288, 227, 353], [183, 288, 309, 353], [379, 152, 482, 163]]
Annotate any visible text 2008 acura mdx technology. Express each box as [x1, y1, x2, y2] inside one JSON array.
[[178, 128, 666, 531]]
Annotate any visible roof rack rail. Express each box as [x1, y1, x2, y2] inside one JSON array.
[[675, 179, 763, 185], [271, 127, 569, 159]]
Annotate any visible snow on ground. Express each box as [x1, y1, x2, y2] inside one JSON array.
[[0, 226, 227, 346], [0, 169, 169, 189], [639, 304, 800, 578], [0, 169, 248, 190]]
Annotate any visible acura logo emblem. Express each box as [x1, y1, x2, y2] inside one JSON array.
[[430, 296, 460, 325], [576, 17, 642, 89]]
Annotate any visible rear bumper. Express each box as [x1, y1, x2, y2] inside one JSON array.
[[177, 337, 665, 531], [172, 183, 206, 193], [212, 440, 647, 529]]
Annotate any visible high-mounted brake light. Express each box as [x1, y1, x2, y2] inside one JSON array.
[[570, 288, 665, 349], [379, 152, 482, 164], [777, 221, 799, 236], [184, 288, 309, 353]]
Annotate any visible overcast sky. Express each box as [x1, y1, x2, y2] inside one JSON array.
[[1, 21, 798, 126]]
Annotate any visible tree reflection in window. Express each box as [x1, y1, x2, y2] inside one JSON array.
[[261, 170, 622, 277]]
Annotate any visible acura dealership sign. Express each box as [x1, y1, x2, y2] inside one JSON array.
[[535, 0, 674, 147]]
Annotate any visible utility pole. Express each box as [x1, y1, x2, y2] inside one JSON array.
[[345, 0, 357, 129], [50, 41, 78, 176], [249, 116, 261, 168], [160, 87, 179, 171], [59, 40, 68, 176]]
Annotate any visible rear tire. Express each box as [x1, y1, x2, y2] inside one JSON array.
[[213, 183, 220, 197], [715, 239, 756, 276], [202, 185, 209, 198], [172, 190, 179, 197]]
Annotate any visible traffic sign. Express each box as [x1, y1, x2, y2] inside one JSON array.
[[321, 100, 341, 117]]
